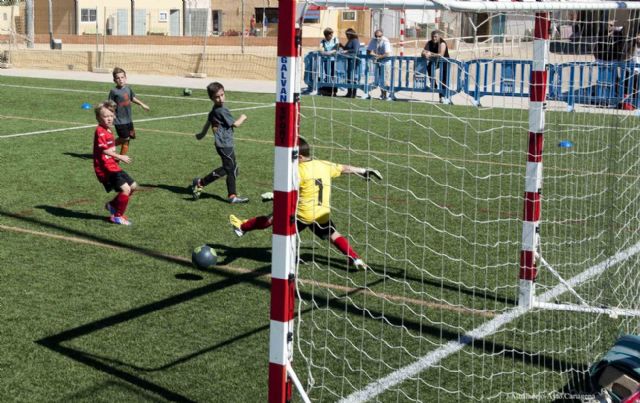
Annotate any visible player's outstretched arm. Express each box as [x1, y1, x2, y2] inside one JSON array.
[[195, 121, 212, 140], [133, 97, 150, 111], [341, 165, 383, 181], [233, 114, 247, 128]]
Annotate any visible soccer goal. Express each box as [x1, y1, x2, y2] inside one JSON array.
[[272, 1, 640, 401]]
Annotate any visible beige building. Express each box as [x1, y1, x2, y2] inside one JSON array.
[[33, 0, 212, 36], [28, 0, 373, 39], [0, 4, 20, 34], [209, 0, 277, 36], [301, 8, 371, 41]]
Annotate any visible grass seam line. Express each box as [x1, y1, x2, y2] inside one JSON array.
[[0, 223, 493, 317]]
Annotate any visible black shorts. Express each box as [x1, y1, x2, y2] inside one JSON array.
[[102, 170, 135, 193], [297, 219, 336, 240], [115, 123, 135, 140]]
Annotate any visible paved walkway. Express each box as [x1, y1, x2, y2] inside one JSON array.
[[0, 68, 277, 94]]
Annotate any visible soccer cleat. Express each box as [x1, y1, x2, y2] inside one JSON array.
[[109, 215, 132, 226], [229, 214, 246, 237], [105, 202, 116, 215], [228, 195, 249, 204], [352, 258, 369, 270], [191, 177, 203, 200]]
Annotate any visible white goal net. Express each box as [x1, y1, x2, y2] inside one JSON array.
[[291, 1, 640, 401]]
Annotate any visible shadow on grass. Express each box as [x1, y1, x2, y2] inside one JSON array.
[[36, 205, 106, 221], [140, 183, 192, 196], [1, 209, 582, 399], [175, 272, 204, 281], [63, 152, 93, 160], [36, 263, 272, 402], [208, 242, 271, 266], [300, 252, 517, 306], [140, 183, 230, 203], [50, 379, 169, 403]]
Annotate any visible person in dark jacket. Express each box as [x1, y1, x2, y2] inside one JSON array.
[[340, 28, 361, 98], [422, 30, 450, 102]]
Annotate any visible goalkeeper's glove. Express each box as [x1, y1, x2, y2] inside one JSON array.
[[359, 168, 383, 181]]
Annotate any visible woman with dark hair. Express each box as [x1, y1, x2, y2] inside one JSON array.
[[340, 28, 361, 98]]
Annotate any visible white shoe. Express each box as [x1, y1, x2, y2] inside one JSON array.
[[352, 259, 369, 270]]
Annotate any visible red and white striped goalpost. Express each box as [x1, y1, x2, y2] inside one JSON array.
[[519, 12, 549, 309], [269, 0, 298, 401], [399, 10, 405, 57]]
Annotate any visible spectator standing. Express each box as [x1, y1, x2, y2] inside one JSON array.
[[319, 27, 340, 96], [320, 27, 339, 55], [366, 29, 393, 100], [340, 28, 361, 98], [421, 30, 450, 103]]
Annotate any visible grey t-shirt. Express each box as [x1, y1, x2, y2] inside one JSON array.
[[208, 105, 236, 148], [108, 86, 135, 125]]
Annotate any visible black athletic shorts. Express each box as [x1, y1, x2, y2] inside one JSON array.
[[102, 170, 135, 193], [115, 123, 136, 140], [297, 219, 336, 240]]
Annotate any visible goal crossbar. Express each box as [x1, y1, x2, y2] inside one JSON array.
[[314, 0, 640, 12]]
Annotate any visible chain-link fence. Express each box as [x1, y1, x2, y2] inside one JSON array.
[[0, 1, 282, 80]]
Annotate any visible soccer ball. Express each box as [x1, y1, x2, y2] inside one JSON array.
[[191, 245, 217, 269], [183, 88, 192, 96]]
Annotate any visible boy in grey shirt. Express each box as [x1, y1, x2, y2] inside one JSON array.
[[108, 67, 149, 155], [192, 82, 249, 204]]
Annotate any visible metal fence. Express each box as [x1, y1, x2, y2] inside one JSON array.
[[304, 51, 640, 110]]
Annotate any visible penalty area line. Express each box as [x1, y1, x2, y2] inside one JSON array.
[[0, 83, 273, 105], [339, 240, 640, 403], [0, 104, 272, 139]]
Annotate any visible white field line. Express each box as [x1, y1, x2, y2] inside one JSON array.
[[0, 223, 492, 318], [0, 83, 614, 129], [0, 82, 272, 105], [0, 104, 273, 139], [340, 240, 640, 403]]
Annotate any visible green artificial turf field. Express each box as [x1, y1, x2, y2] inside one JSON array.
[[1, 75, 639, 402]]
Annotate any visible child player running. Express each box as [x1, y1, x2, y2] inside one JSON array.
[[92, 100, 138, 226], [191, 81, 249, 204], [229, 137, 382, 269], [108, 67, 149, 156]]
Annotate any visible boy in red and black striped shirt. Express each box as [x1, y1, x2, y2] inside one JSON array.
[[92, 100, 138, 225]]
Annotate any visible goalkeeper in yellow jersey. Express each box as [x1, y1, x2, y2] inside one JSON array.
[[229, 137, 382, 270]]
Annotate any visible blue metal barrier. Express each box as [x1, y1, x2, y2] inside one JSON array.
[[548, 61, 640, 111], [464, 58, 531, 106], [391, 56, 464, 102], [304, 51, 465, 101], [304, 50, 368, 96], [304, 51, 640, 111]]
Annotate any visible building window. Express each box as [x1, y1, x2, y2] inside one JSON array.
[[159, 11, 168, 22], [255, 8, 279, 25], [342, 11, 356, 21], [3, 13, 7, 22], [80, 9, 97, 23]]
